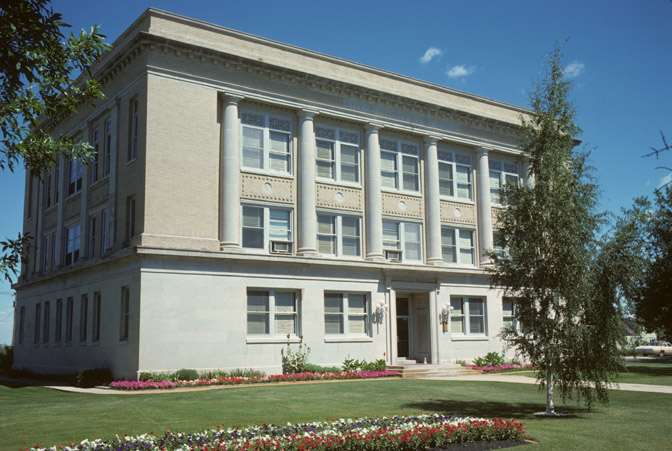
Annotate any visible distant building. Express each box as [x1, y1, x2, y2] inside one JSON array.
[[13, 9, 532, 379]]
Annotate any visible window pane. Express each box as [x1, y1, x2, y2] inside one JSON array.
[[316, 141, 334, 160], [318, 235, 335, 254], [269, 132, 290, 173], [469, 299, 485, 334], [269, 209, 290, 241], [242, 206, 264, 248], [451, 316, 463, 333], [317, 215, 335, 254], [248, 314, 269, 334], [275, 292, 296, 313], [243, 206, 263, 227], [348, 295, 366, 314], [342, 237, 359, 256], [402, 156, 419, 191], [269, 153, 289, 172], [442, 228, 457, 263], [503, 299, 513, 316], [275, 314, 295, 335], [459, 230, 474, 265], [505, 173, 519, 188], [456, 166, 471, 199], [242, 127, 263, 168], [489, 171, 501, 203], [340, 145, 359, 183], [325, 294, 343, 313], [348, 316, 366, 334], [325, 315, 344, 334], [381, 152, 397, 189], [247, 291, 269, 311], [317, 215, 334, 234], [383, 222, 399, 249], [404, 223, 421, 260], [450, 298, 463, 315]]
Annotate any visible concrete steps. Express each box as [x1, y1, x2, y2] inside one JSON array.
[[388, 363, 479, 379]]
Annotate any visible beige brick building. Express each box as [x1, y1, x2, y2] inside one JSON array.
[[13, 9, 530, 379]]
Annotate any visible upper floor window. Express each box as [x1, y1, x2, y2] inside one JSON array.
[[438, 150, 472, 201], [18, 306, 25, 346], [502, 298, 521, 333], [64, 223, 80, 266], [128, 99, 138, 161], [101, 209, 110, 254], [383, 220, 422, 262], [103, 119, 112, 177], [67, 158, 82, 196], [91, 127, 100, 183], [125, 196, 136, 247], [451, 296, 486, 336], [317, 214, 361, 258], [42, 235, 50, 272], [489, 160, 519, 205], [241, 112, 292, 175], [242, 205, 293, 253], [247, 289, 299, 336], [315, 126, 360, 184], [324, 292, 369, 335], [441, 226, 475, 265], [380, 139, 420, 193]]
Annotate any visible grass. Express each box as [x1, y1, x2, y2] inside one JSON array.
[[1, 379, 671, 450]]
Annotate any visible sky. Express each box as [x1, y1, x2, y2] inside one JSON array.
[[0, 0, 670, 345]]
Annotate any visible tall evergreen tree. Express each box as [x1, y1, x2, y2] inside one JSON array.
[[490, 45, 624, 414]]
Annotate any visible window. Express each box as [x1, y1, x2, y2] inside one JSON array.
[[450, 297, 486, 335], [79, 294, 88, 343], [324, 292, 368, 335], [489, 160, 519, 204], [125, 196, 135, 246], [438, 150, 472, 200], [91, 127, 100, 183], [50, 231, 56, 269], [34, 303, 41, 345], [128, 99, 138, 161], [242, 205, 292, 252], [241, 112, 292, 174], [88, 216, 96, 259], [67, 157, 83, 196], [18, 306, 25, 345], [382, 221, 423, 262], [43, 301, 50, 344], [103, 118, 112, 177], [64, 223, 80, 266], [55, 299, 62, 344], [120, 286, 129, 341], [315, 126, 360, 183], [380, 139, 420, 192], [42, 235, 49, 272], [92, 292, 101, 342], [54, 158, 60, 204], [502, 298, 519, 332], [65, 297, 73, 343], [246, 289, 299, 336], [317, 214, 361, 257], [492, 230, 506, 257], [101, 209, 109, 254], [44, 171, 52, 208], [441, 226, 475, 265]]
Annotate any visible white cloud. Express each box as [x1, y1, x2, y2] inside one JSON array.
[[419, 47, 442, 64], [564, 61, 585, 78], [446, 64, 475, 79], [658, 172, 672, 188]]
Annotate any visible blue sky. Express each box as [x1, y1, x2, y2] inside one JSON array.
[[1, 0, 670, 345]]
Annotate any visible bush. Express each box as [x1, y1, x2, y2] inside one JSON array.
[[283, 336, 310, 374], [303, 363, 341, 374], [75, 368, 113, 387], [342, 358, 386, 372], [472, 352, 506, 368], [0, 345, 13, 372], [173, 368, 199, 381]]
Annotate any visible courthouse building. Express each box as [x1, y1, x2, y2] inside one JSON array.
[[13, 9, 530, 379]]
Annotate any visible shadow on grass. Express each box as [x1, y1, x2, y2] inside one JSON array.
[[403, 399, 587, 420], [624, 365, 672, 377]]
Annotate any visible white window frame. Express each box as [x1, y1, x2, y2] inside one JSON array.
[[241, 204, 293, 253], [101, 209, 110, 254], [316, 213, 362, 258], [438, 150, 473, 201], [103, 118, 112, 177], [64, 223, 80, 266], [241, 111, 293, 175], [382, 220, 423, 262], [502, 298, 521, 333], [88, 215, 96, 260], [246, 289, 300, 336], [380, 139, 421, 193], [315, 126, 361, 185], [441, 226, 476, 266], [450, 297, 487, 336], [489, 159, 519, 205], [67, 157, 82, 196], [323, 292, 370, 336], [91, 127, 100, 184]]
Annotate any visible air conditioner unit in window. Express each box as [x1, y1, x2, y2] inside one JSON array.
[[384, 249, 402, 262], [270, 241, 293, 254]]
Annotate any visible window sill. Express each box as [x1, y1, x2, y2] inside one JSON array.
[[119, 339, 129, 345], [90, 176, 109, 189], [247, 336, 301, 344], [126, 158, 137, 166], [316, 178, 362, 189], [324, 336, 373, 343], [241, 168, 293, 179], [381, 187, 422, 198], [450, 335, 489, 341], [440, 197, 475, 205]]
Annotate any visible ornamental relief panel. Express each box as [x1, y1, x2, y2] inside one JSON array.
[[491, 207, 502, 228], [316, 184, 362, 211], [44, 208, 57, 230], [240, 173, 294, 204], [382, 193, 423, 218], [440, 201, 476, 225]]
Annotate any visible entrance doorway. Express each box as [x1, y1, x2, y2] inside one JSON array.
[[396, 297, 410, 358], [394, 292, 431, 363]]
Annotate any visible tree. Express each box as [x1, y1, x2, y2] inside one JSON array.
[[490, 45, 625, 415], [0, 0, 109, 280]]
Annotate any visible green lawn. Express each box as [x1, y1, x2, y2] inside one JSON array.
[[1, 379, 671, 451]]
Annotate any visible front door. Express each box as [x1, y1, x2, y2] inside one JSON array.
[[396, 297, 410, 358]]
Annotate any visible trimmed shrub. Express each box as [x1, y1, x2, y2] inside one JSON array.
[[473, 352, 506, 368], [0, 345, 13, 372], [173, 368, 199, 381], [75, 368, 113, 387], [303, 363, 341, 374]]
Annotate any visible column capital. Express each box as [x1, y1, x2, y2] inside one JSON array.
[[219, 92, 244, 105], [365, 123, 384, 133], [299, 109, 319, 119], [476, 146, 492, 156], [424, 135, 440, 146]]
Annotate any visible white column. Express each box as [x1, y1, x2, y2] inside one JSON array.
[[79, 127, 90, 260], [219, 94, 243, 248], [365, 124, 384, 260], [297, 110, 318, 255], [54, 156, 65, 268], [424, 137, 442, 265], [476, 147, 493, 266], [107, 101, 119, 252]]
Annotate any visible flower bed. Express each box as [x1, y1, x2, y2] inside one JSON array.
[[109, 370, 399, 391], [26, 414, 528, 451], [466, 363, 533, 373]]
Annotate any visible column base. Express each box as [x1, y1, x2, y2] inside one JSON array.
[[366, 253, 386, 262], [426, 258, 444, 266], [297, 248, 318, 256], [220, 242, 240, 250]]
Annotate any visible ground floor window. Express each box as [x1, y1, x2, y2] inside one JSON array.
[[324, 292, 369, 335], [450, 297, 486, 335], [120, 287, 130, 341], [247, 289, 299, 336]]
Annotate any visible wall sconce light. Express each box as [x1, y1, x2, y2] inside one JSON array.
[[440, 304, 453, 332], [375, 300, 386, 324]]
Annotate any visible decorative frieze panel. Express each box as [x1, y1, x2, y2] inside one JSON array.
[[241, 173, 294, 204], [382, 192, 423, 218], [316, 183, 362, 211], [64, 196, 80, 221], [44, 209, 57, 230], [491, 207, 502, 228], [440, 201, 476, 225], [88, 179, 109, 209]]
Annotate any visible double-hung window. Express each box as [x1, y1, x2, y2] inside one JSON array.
[[18, 306, 25, 346], [65, 297, 73, 343], [324, 292, 369, 335], [317, 214, 361, 257], [450, 297, 487, 336], [380, 139, 420, 192], [55, 299, 62, 344], [79, 294, 88, 343], [67, 158, 83, 196], [34, 303, 41, 345], [246, 289, 299, 336], [101, 209, 109, 254], [242, 205, 293, 252], [489, 160, 519, 205], [103, 119, 112, 177], [42, 235, 50, 272], [128, 99, 138, 161], [64, 223, 80, 266], [438, 150, 472, 200], [241, 112, 292, 174], [383, 220, 423, 262], [315, 126, 360, 184], [91, 127, 100, 183], [120, 287, 130, 341], [43, 301, 50, 345], [502, 298, 520, 332], [92, 292, 101, 342], [441, 226, 475, 265]]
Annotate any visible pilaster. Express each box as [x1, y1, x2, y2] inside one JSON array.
[[219, 94, 243, 248], [297, 110, 318, 255], [476, 147, 493, 266], [424, 136, 442, 265], [365, 124, 384, 260]]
